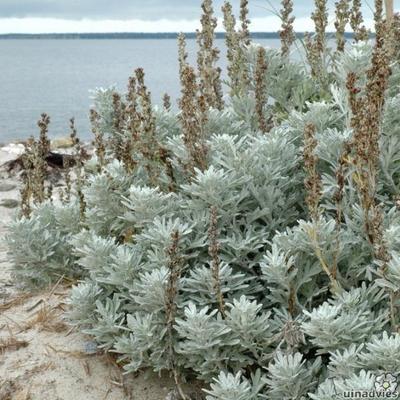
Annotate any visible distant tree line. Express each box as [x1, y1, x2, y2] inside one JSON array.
[[0, 32, 369, 40]]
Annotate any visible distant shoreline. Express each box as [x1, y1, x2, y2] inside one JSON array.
[[0, 32, 362, 40]]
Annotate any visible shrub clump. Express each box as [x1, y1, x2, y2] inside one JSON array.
[[6, 0, 400, 398]]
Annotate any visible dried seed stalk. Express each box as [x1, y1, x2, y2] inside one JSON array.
[[279, 0, 296, 57], [135, 68, 163, 184], [239, 0, 251, 46], [197, 0, 224, 110], [122, 73, 140, 173], [332, 142, 351, 278], [346, 0, 391, 262], [350, 0, 369, 41], [164, 230, 187, 400], [178, 33, 188, 77], [334, 0, 351, 53], [163, 93, 172, 111], [20, 114, 53, 214], [38, 113, 51, 157], [312, 0, 328, 56], [254, 47, 269, 133], [118, 68, 174, 188], [208, 206, 225, 317], [70, 118, 87, 221], [306, 0, 328, 78], [20, 137, 35, 217], [90, 109, 106, 172], [222, 1, 250, 96], [165, 231, 183, 330], [179, 64, 208, 174], [111, 92, 125, 162], [303, 123, 322, 221]]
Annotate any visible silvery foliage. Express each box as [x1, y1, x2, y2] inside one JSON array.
[[265, 352, 322, 399], [83, 159, 141, 237], [310, 370, 390, 400], [89, 87, 117, 136], [67, 281, 103, 327], [174, 297, 275, 380], [7, 41, 400, 397], [204, 370, 266, 400], [6, 201, 82, 287]]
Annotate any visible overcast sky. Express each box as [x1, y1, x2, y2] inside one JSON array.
[[0, 1, 392, 34]]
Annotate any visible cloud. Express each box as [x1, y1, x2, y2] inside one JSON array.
[[0, 17, 202, 34], [0, 0, 372, 20], [0, 15, 378, 35], [0, 0, 385, 33], [0, 0, 224, 20]]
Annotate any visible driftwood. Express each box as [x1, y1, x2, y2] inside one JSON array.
[[45, 152, 77, 168], [1, 152, 81, 173]]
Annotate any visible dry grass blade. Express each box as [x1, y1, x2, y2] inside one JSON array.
[[82, 360, 91, 376], [102, 388, 112, 400], [46, 344, 96, 359], [25, 298, 44, 312], [46, 274, 65, 300], [0, 336, 29, 353], [0, 293, 32, 312], [19, 305, 67, 333]]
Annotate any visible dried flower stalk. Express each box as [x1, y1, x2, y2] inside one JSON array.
[[345, 0, 391, 262], [20, 137, 35, 217], [164, 230, 187, 400], [178, 33, 188, 77], [70, 118, 87, 221], [122, 73, 140, 173], [254, 47, 269, 133], [90, 108, 106, 171], [350, 0, 369, 41], [222, 1, 250, 96], [239, 0, 251, 46], [165, 230, 183, 331], [20, 115, 51, 215], [110, 92, 125, 162], [63, 163, 72, 204], [279, 0, 296, 57], [35, 115, 50, 203], [125, 74, 140, 141], [332, 142, 351, 279], [46, 182, 53, 203], [196, 0, 224, 110], [313, 0, 328, 56], [390, 14, 400, 58], [163, 93, 172, 111], [179, 64, 208, 174], [135, 68, 162, 184], [114, 68, 176, 188], [208, 206, 225, 317], [37, 113, 51, 157], [158, 146, 176, 192], [31, 155, 46, 204], [305, 0, 328, 79], [222, 2, 239, 91], [303, 123, 322, 221], [334, 0, 351, 53]]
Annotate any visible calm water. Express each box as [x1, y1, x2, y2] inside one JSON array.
[[0, 38, 280, 142]]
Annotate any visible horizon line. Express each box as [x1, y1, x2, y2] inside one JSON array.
[[0, 31, 363, 36]]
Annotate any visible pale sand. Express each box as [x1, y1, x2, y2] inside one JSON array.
[[0, 144, 200, 400]]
